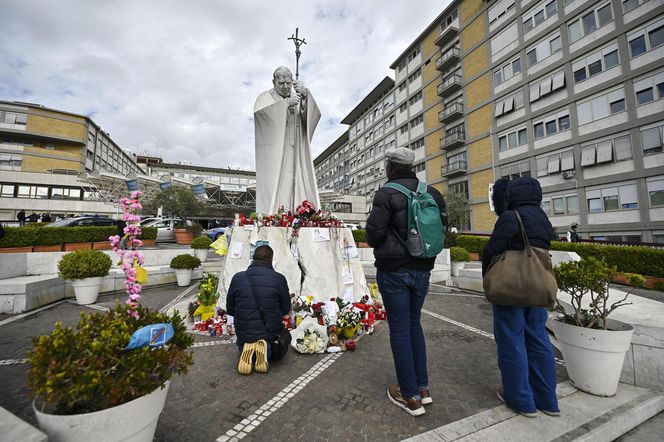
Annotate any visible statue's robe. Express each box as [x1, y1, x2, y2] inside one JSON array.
[[254, 88, 321, 214]]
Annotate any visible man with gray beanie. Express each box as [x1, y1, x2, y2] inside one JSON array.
[[227, 245, 291, 375], [366, 147, 447, 416]]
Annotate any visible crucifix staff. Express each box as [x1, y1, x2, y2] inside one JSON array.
[[287, 27, 306, 80]]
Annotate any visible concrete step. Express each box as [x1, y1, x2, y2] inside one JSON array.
[[403, 381, 664, 442]]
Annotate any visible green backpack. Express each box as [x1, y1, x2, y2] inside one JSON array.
[[383, 182, 445, 259]]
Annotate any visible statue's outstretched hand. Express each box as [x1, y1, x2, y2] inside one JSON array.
[[293, 81, 308, 97], [287, 95, 301, 108]]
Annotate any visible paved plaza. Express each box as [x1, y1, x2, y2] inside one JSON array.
[[2, 281, 662, 441]]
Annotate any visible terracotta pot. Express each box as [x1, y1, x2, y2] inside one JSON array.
[[92, 242, 112, 250], [469, 252, 480, 261], [64, 242, 92, 251], [0, 246, 33, 253], [174, 229, 194, 245], [356, 241, 370, 248], [34, 245, 63, 252], [142, 239, 156, 247]]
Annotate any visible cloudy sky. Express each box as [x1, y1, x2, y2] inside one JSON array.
[[0, 0, 449, 171]]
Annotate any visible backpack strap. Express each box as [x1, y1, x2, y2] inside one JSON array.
[[416, 182, 427, 194], [382, 182, 417, 249], [383, 182, 412, 196]]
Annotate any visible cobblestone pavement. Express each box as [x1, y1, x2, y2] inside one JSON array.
[[0, 284, 568, 442]]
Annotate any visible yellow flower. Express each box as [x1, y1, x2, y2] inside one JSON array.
[[305, 295, 314, 304]]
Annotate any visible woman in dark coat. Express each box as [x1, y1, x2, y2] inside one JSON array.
[[482, 177, 559, 417]]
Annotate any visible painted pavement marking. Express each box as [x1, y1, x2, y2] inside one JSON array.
[[216, 352, 343, 441], [68, 300, 110, 312], [192, 340, 234, 348], [160, 284, 199, 314], [0, 300, 67, 328], [0, 358, 28, 366]]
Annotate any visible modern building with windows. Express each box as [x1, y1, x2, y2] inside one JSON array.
[[0, 100, 140, 221], [315, 0, 664, 241]]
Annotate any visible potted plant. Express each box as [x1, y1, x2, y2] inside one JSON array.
[[552, 257, 645, 396], [170, 254, 201, 286], [450, 246, 470, 277], [191, 236, 212, 263], [29, 190, 194, 442], [58, 249, 112, 305], [337, 308, 362, 339], [192, 273, 218, 321]]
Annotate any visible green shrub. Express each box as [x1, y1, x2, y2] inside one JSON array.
[[551, 241, 664, 278], [0, 227, 39, 247], [653, 281, 664, 292], [58, 250, 113, 280], [0, 226, 119, 248], [139, 226, 158, 240], [27, 304, 194, 414], [450, 246, 470, 262], [444, 231, 457, 248], [170, 254, 201, 270], [352, 229, 366, 243], [456, 235, 489, 254], [191, 236, 212, 249]]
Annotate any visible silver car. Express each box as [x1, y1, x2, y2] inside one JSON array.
[[141, 217, 181, 242]]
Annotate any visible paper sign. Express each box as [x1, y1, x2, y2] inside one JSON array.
[[322, 301, 340, 317], [243, 224, 255, 231], [230, 242, 244, 259], [342, 270, 354, 285], [342, 245, 359, 259], [226, 315, 234, 325], [314, 229, 330, 242]]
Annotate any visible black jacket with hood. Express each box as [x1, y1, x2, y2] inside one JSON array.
[[226, 261, 291, 346], [481, 177, 556, 276], [365, 168, 447, 272]]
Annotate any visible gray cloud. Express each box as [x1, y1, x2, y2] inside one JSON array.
[[0, 0, 450, 170]]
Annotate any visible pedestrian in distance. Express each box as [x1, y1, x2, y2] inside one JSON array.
[[366, 147, 447, 417], [17, 209, 26, 227], [567, 223, 580, 243], [27, 212, 39, 223], [226, 245, 291, 375], [482, 177, 560, 418]]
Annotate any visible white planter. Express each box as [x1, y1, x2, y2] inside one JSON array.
[[194, 249, 208, 263], [451, 262, 465, 277], [174, 269, 193, 286], [552, 318, 633, 396], [71, 277, 104, 305], [34, 381, 170, 442]]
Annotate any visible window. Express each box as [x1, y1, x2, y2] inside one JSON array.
[[408, 91, 422, 105], [641, 123, 664, 155], [410, 138, 425, 150], [581, 134, 632, 167], [398, 82, 407, 92], [523, 0, 557, 34], [500, 160, 531, 179], [489, 0, 516, 24], [529, 70, 565, 102], [526, 32, 561, 66], [16, 185, 49, 199], [492, 22, 519, 56], [533, 110, 571, 139], [586, 184, 638, 212], [0, 184, 15, 197], [494, 57, 521, 86], [537, 150, 574, 176], [498, 127, 528, 152], [633, 71, 664, 105], [409, 114, 423, 128], [495, 90, 526, 117], [399, 124, 408, 134], [407, 46, 421, 62], [383, 95, 395, 108], [648, 178, 664, 207], [576, 87, 626, 125], [622, 0, 644, 12], [542, 193, 579, 216], [408, 69, 422, 83], [568, 2, 614, 43], [628, 18, 664, 58]]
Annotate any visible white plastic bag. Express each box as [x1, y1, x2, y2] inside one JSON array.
[[290, 316, 328, 354]]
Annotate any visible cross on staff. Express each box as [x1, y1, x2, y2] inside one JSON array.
[[287, 28, 306, 80]]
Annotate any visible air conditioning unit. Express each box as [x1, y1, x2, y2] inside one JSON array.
[[562, 171, 576, 179]]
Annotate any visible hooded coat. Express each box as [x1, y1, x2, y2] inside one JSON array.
[[481, 177, 556, 276]]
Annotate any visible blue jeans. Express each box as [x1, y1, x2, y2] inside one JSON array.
[[493, 305, 559, 413], [377, 268, 431, 399]]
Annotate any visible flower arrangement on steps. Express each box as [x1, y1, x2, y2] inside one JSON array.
[[552, 257, 645, 396], [27, 191, 194, 442], [188, 273, 219, 322]]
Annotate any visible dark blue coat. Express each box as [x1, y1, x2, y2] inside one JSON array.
[[226, 261, 291, 346], [482, 177, 556, 276]]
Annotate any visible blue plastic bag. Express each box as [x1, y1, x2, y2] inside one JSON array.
[[125, 323, 174, 350]]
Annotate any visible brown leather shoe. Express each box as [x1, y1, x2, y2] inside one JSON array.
[[419, 387, 432, 405], [387, 385, 425, 416]]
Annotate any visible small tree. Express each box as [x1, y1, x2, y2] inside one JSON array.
[[443, 191, 470, 231], [142, 186, 205, 225]]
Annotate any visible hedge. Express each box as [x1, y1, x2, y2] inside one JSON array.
[[455, 234, 664, 278], [139, 227, 158, 240], [0, 226, 118, 248], [352, 229, 366, 243]]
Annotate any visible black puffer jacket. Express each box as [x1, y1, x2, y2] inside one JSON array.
[[366, 169, 447, 272], [226, 261, 291, 345], [481, 177, 556, 276]]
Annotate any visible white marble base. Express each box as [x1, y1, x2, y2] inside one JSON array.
[[0, 406, 47, 442], [217, 227, 370, 307]]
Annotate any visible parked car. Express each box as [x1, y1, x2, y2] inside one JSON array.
[[343, 223, 361, 230], [46, 216, 117, 227], [141, 217, 181, 243], [203, 227, 226, 240]]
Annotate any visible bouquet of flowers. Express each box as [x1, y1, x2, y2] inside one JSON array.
[[296, 200, 317, 220], [337, 308, 362, 329], [296, 327, 326, 354]]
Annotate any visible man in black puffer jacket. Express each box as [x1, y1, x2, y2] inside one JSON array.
[[227, 245, 291, 375], [482, 177, 560, 418], [366, 147, 446, 417]]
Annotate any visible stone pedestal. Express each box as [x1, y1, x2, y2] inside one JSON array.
[[217, 226, 370, 307]]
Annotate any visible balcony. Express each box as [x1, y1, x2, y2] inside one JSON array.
[[441, 160, 467, 177], [436, 48, 460, 71], [435, 23, 459, 47], [440, 130, 466, 150], [437, 74, 463, 97], [438, 102, 464, 124]]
